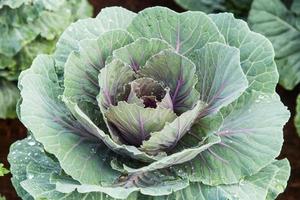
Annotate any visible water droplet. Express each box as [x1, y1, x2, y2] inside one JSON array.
[[28, 141, 36, 146], [90, 148, 96, 154], [233, 193, 239, 198], [28, 174, 34, 179]]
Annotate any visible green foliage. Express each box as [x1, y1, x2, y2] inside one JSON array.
[[175, 0, 252, 17], [0, 0, 92, 119], [0, 163, 9, 176], [0, 79, 19, 118], [9, 6, 290, 200]]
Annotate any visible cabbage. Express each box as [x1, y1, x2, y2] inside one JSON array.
[[9, 6, 290, 200], [0, 0, 92, 118]]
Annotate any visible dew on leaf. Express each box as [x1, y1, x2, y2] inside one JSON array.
[[90, 148, 96, 154], [28, 140, 36, 146], [28, 174, 34, 179]]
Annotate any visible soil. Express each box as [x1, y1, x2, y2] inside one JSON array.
[[0, 120, 26, 200], [277, 85, 300, 200], [0, 0, 299, 199]]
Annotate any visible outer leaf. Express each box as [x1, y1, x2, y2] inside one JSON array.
[[140, 50, 199, 114], [152, 159, 290, 200], [181, 91, 289, 185], [113, 38, 171, 71], [19, 55, 120, 185], [8, 136, 45, 200], [249, 0, 300, 90], [266, 159, 290, 200], [54, 6, 136, 73], [190, 42, 248, 116], [105, 102, 177, 147], [56, 171, 188, 199], [178, 112, 224, 148], [8, 136, 133, 200], [0, 79, 19, 119], [210, 13, 278, 93], [127, 7, 225, 57], [9, 137, 189, 200], [141, 101, 206, 153]]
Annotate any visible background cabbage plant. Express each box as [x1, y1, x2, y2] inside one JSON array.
[[0, 0, 92, 119], [174, 0, 252, 17], [9, 6, 290, 200]]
